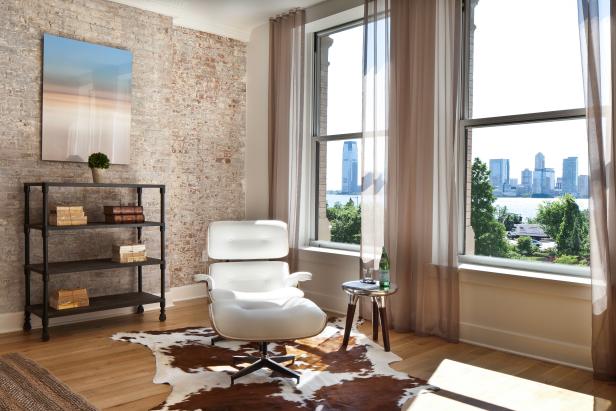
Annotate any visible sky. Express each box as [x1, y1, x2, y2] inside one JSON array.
[[469, 0, 588, 179], [43, 34, 132, 99], [323, 0, 588, 191], [322, 25, 364, 191]]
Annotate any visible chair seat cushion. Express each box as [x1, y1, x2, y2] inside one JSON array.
[[210, 287, 304, 301], [209, 297, 327, 342]]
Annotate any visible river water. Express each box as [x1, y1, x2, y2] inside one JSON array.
[[326, 194, 589, 222]]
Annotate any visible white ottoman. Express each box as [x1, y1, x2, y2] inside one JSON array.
[[208, 296, 327, 384]]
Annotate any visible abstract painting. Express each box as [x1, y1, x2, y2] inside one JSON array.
[[42, 34, 132, 164]]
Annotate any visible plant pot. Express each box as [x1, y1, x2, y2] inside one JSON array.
[[91, 168, 108, 183]]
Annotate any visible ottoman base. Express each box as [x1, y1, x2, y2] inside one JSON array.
[[231, 341, 299, 385]]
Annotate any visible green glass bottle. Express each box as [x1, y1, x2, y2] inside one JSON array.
[[379, 246, 390, 289]]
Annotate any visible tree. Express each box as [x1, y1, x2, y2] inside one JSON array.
[[471, 158, 509, 257], [326, 199, 361, 244], [535, 196, 568, 239], [556, 196, 584, 256], [535, 194, 590, 260], [496, 206, 523, 232], [516, 236, 535, 256]]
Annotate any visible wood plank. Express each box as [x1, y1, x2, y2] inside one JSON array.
[[0, 298, 614, 410]]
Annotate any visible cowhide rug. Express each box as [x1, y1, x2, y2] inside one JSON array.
[[112, 319, 437, 410]]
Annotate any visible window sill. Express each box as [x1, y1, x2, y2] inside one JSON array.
[[301, 245, 360, 258], [459, 263, 591, 286]]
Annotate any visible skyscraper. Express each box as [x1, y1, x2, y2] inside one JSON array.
[[342, 141, 359, 194], [532, 152, 554, 195], [489, 159, 510, 193], [535, 152, 545, 170], [578, 175, 589, 198], [562, 157, 578, 195], [543, 168, 556, 194], [521, 168, 532, 188]]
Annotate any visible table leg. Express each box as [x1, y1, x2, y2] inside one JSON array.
[[342, 294, 359, 349], [376, 296, 390, 351], [372, 298, 379, 342]]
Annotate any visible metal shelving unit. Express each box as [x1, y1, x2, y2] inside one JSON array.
[[23, 182, 166, 341]]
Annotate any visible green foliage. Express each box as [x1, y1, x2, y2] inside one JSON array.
[[516, 236, 535, 256], [495, 206, 522, 231], [471, 158, 509, 257], [535, 194, 590, 261], [556, 196, 584, 256], [326, 199, 361, 244], [554, 255, 580, 265], [88, 152, 110, 169]]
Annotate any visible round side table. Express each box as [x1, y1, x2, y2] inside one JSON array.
[[341, 280, 398, 352]]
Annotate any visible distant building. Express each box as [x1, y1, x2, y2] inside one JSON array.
[[519, 168, 533, 195], [543, 168, 556, 194], [532, 153, 555, 196], [562, 157, 578, 195], [578, 175, 589, 198], [510, 224, 549, 240], [556, 177, 563, 190], [535, 152, 545, 170], [509, 178, 518, 187], [342, 141, 359, 194], [489, 159, 510, 194]]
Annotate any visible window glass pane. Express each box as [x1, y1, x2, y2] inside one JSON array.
[[317, 139, 362, 244], [467, 0, 584, 118], [465, 119, 590, 266], [317, 24, 363, 135]]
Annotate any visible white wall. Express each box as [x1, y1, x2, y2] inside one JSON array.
[[245, 22, 270, 219]]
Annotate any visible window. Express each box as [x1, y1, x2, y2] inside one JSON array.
[[312, 21, 364, 248], [462, 0, 590, 273]]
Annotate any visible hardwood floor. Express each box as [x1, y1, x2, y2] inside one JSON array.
[[0, 298, 614, 410]]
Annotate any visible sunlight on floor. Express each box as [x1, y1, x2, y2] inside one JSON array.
[[406, 359, 612, 411]]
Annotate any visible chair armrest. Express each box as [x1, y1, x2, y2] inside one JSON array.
[[194, 273, 214, 291], [286, 271, 312, 287]]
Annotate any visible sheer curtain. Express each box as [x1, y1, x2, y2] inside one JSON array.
[[360, 0, 389, 290], [578, 0, 616, 380], [268, 10, 305, 271], [360, 0, 461, 340]]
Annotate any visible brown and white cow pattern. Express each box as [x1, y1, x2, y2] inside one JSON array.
[[112, 319, 437, 410]]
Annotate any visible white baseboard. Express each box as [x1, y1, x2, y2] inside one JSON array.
[[460, 321, 592, 371], [169, 283, 208, 302], [0, 283, 208, 335]]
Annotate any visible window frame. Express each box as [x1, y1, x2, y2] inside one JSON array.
[[309, 19, 364, 252], [459, 0, 589, 277]]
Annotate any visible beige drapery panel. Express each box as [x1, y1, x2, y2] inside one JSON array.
[[268, 10, 305, 271], [578, 0, 616, 380], [359, 0, 460, 340], [387, 0, 460, 340]]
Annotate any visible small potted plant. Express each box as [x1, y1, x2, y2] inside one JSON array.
[[88, 152, 110, 183]]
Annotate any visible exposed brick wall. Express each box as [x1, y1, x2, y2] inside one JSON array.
[[0, 0, 246, 313]]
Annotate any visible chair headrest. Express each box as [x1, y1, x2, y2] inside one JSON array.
[[207, 220, 289, 260]]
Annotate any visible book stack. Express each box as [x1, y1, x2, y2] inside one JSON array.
[[104, 205, 145, 224], [112, 243, 147, 263], [50, 288, 89, 310], [49, 205, 88, 226]]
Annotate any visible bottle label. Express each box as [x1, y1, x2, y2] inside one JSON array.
[[379, 269, 390, 288]]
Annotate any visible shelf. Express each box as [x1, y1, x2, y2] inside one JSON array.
[[27, 221, 163, 231], [26, 257, 162, 275], [24, 182, 164, 189], [27, 292, 162, 318]]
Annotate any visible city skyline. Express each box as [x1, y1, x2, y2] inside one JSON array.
[[488, 151, 589, 198]]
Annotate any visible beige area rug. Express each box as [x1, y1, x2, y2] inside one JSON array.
[[0, 352, 98, 411], [112, 319, 437, 410]]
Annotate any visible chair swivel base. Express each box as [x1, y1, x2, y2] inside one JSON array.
[[230, 342, 299, 385]]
